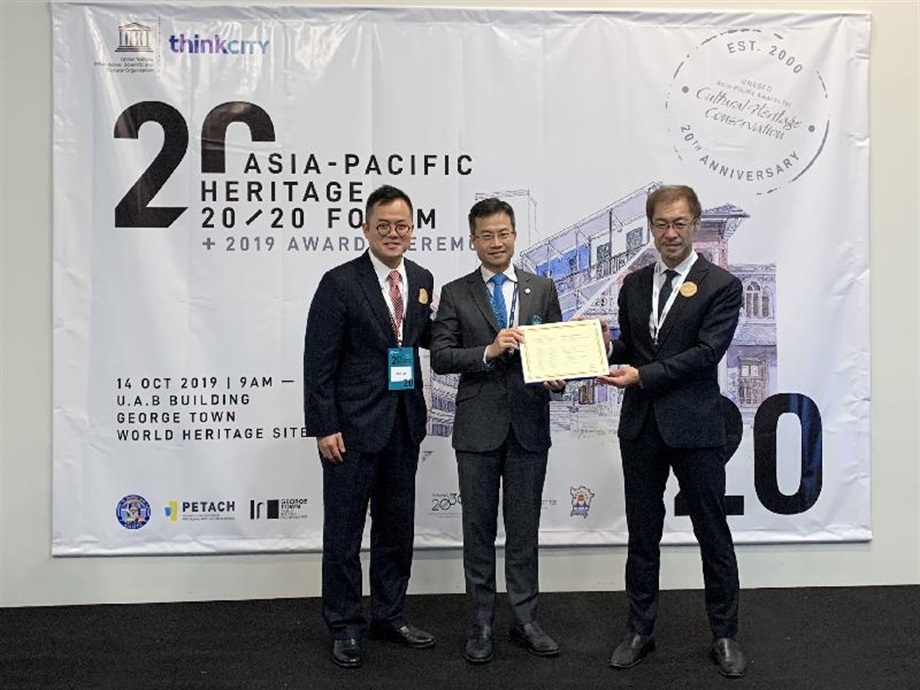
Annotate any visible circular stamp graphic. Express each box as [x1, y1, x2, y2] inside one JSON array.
[[667, 29, 830, 194], [116, 494, 152, 530]]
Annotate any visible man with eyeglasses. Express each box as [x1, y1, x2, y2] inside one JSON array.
[[304, 184, 436, 668], [598, 184, 747, 678], [431, 197, 564, 664]]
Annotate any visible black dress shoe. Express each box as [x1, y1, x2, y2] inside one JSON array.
[[369, 622, 436, 649], [331, 638, 362, 668], [609, 632, 655, 669], [711, 637, 748, 678], [463, 626, 495, 664], [509, 621, 560, 657]]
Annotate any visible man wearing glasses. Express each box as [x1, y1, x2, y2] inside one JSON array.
[[431, 197, 564, 664], [304, 184, 435, 668], [598, 185, 748, 678]]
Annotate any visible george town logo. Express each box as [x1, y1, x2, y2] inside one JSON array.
[[667, 29, 830, 194], [570, 485, 595, 519], [249, 498, 309, 520]]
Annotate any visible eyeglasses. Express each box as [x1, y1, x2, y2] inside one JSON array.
[[651, 218, 696, 231], [473, 231, 516, 243], [374, 221, 413, 237]]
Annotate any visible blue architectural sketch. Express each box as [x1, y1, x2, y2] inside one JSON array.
[[423, 184, 776, 436]]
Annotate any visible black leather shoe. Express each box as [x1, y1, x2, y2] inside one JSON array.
[[331, 638, 362, 668], [509, 621, 560, 657], [711, 637, 748, 678], [609, 632, 655, 669], [369, 622, 436, 649], [463, 626, 495, 664]]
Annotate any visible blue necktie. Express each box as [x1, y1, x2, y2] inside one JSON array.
[[490, 274, 508, 329]]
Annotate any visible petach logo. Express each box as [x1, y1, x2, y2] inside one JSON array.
[[165, 500, 179, 522], [168, 33, 270, 55]]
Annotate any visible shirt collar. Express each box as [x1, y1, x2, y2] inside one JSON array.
[[480, 264, 517, 284], [657, 250, 698, 279], [368, 250, 406, 287]]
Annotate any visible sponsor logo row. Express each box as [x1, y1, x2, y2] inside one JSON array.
[[427, 485, 597, 519], [116, 485, 596, 530], [115, 495, 308, 530]]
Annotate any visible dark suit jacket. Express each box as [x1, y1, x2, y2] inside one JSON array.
[[430, 267, 562, 453], [610, 256, 742, 448], [303, 251, 434, 454]]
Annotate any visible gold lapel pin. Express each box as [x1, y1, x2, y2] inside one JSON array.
[[679, 281, 698, 297]]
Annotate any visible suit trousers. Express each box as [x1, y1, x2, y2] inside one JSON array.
[[456, 428, 548, 628], [620, 409, 739, 640], [321, 396, 419, 640]]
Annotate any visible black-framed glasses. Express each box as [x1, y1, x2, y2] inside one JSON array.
[[473, 230, 516, 243], [651, 218, 696, 232], [374, 221, 413, 236]]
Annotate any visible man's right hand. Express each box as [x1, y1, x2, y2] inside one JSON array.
[[485, 327, 525, 361], [318, 432, 346, 464]]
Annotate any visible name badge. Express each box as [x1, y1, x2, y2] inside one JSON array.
[[388, 347, 415, 390]]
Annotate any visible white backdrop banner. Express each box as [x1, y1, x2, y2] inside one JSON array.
[[51, 3, 871, 555]]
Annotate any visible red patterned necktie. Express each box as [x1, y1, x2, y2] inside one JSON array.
[[388, 270, 403, 340]]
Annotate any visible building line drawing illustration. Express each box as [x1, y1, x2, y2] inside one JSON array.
[[423, 183, 776, 437]]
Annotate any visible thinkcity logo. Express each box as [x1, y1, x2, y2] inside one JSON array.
[[168, 33, 270, 55], [570, 485, 595, 519]]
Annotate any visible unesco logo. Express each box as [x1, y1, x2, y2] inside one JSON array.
[[115, 22, 153, 53], [116, 494, 152, 530]]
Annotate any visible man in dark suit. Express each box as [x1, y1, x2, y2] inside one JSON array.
[[599, 185, 748, 678], [431, 198, 564, 664], [303, 184, 435, 668]]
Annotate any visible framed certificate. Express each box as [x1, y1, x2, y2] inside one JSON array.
[[518, 320, 610, 384]]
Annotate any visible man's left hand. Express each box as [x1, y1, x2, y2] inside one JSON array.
[[543, 379, 566, 391], [597, 366, 640, 389]]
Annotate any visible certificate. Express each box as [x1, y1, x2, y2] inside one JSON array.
[[518, 320, 610, 384]]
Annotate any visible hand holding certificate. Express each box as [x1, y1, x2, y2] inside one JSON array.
[[518, 319, 610, 384]]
